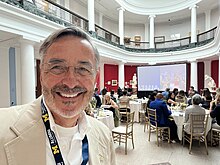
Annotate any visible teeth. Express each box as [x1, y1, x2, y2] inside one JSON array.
[[60, 93, 78, 98]]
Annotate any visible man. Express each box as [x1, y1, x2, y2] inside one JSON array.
[[119, 90, 132, 110], [93, 87, 102, 108], [184, 94, 206, 133], [162, 88, 170, 100], [150, 93, 179, 142], [188, 86, 196, 98], [0, 27, 116, 165]]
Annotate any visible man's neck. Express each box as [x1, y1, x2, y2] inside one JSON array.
[[52, 112, 80, 128]]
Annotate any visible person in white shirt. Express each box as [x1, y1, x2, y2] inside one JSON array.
[[0, 27, 116, 165]]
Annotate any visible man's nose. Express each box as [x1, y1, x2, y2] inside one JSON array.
[[61, 68, 79, 88]]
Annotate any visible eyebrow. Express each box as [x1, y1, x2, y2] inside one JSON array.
[[48, 58, 65, 64], [47, 58, 94, 68], [78, 61, 93, 68]]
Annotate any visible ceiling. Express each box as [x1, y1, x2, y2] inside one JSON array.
[[84, 0, 219, 24]]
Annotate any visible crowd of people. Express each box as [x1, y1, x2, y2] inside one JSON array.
[[146, 86, 220, 145]]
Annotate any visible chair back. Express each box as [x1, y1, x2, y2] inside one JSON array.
[[126, 111, 135, 133], [190, 113, 208, 135], [141, 102, 147, 111], [118, 101, 129, 114], [147, 108, 157, 127], [119, 100, 129, 109]]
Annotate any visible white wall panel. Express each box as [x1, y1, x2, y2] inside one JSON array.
[[0, 47, 10, 108]]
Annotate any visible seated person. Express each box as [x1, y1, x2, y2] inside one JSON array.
[[150, 93, 179, 142], [167, 92, 177, 107], [118, 90, 132, 111], [188, 86, 196, 98], [103, 94, 119, 127], [210, 103, 220, 130], [147, 90, 158, 108], [201, 88, 213, 109], [110, 90, 117, 103], [94, 88, 102, 108], [184, 94, 206, 134], [162, 88, 170, 100], [146, 91, 157, 116], [175, 90, 187, 104], [210, 94, 220, 111]]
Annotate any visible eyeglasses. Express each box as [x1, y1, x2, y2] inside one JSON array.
[[43, 62, 95, 77]]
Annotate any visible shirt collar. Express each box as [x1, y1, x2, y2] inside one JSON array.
[[42, 97, 91, 140]]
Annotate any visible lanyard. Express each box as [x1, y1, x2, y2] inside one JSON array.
[[41, 100, 89, 165]]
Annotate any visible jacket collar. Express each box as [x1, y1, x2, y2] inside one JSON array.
[[4, 96, 46, 165]]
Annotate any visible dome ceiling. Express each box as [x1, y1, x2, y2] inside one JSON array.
[[116, 0, 202, 15]]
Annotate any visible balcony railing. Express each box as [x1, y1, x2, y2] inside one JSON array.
[[1, 0, 217, 53]]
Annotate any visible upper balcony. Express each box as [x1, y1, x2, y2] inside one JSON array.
[[0, 0, 219, 64]]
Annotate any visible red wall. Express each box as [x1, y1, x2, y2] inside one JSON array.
[[198, 62, 204, 91], [124, 65, 137, 88], [211, 60, 219, 87], [104, 64, 118, 91], [95, 67, 100, 93], [102, 60, 219, 93]]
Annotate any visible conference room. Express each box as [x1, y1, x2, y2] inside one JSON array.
[[0, 0, 220, 165]]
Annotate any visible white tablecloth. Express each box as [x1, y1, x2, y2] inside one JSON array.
[[129, 101, 141, 122], [172, 110, 212, 140], [97, 110, 115, 131]]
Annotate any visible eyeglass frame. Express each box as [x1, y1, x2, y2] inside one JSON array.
[[42, 61, 97, 77]]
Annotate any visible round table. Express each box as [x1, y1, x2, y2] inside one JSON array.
[[171, 110, 212, 140], [97, 110, 115, 131], [129, 101, 142, 122]]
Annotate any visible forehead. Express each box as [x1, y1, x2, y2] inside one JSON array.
[[44, 36, 96, 64]]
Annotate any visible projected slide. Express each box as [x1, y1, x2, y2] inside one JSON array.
[[137, 64, 186, 91]]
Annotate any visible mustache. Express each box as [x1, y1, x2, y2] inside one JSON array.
[[52, 85, 87, 93]]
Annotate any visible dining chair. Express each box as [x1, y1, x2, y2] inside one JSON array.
[[182, 113, 209, 154], [144, 116, 149, 132], [112, 111, 135, 155], [139, 102, 147, 123], [147, 108, 170, 146], [118, 101, 130, 122], [211, 128, 220, 147]]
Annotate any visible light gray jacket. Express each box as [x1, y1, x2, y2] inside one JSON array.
[[184, 105, 206, 133], [0, 96, 116, 165]]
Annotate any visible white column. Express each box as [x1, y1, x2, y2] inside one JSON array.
[[99, 12, 103, 27], [98, 12, 104, 37], [190, 5, 197, 43], [118, 62, 125, 89], [190, 60, 198, 91], [88, 0, 95, 32], [99, 62, 104, 91], [205, 10, 211, 31], [144, 22, 149, 49], [204, 60, 211, 77], [149, 15, 156, 49], [118, 7, 125, 45], [20, 40, 36, 104]]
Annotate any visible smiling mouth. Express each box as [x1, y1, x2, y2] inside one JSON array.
[[57, 91, 84, 98]]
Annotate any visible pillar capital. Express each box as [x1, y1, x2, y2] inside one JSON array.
[[148, 15, 156, 19], [188, 59, 197, 63], [117, 7, 125, 12], [189, 4, 198, 10]]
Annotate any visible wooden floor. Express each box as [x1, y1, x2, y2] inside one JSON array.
[[115, 123, 220, 165]]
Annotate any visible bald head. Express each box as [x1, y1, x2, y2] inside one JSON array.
[[156, 93, 163, 99]]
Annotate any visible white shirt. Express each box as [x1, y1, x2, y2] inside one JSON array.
[[43, 99, 91, 165]]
